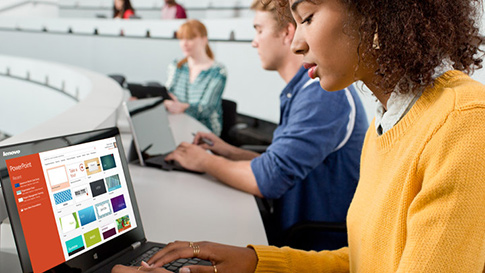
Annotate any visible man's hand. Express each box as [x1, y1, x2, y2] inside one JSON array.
[[192, 132, 233, 158], [165, 142, 211, 173]]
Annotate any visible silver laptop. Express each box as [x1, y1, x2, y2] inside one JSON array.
[[123, 98, 176, 166], [123, 98, 200, 173]]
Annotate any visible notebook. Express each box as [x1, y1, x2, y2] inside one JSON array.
[[123, 98, 200, 173], [0, 127, 209, 272]]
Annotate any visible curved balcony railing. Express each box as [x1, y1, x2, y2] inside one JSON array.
[[0, 54, 124, 145]]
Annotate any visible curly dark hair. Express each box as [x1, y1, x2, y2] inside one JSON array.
[[271, 0, 484, 94]]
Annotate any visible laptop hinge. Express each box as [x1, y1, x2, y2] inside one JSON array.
[[131, 241, 142, 250]]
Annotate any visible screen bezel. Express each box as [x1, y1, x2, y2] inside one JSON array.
[[0, 127, 146, 272]]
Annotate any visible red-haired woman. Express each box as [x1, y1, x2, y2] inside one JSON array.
[[163, 19, 227, 136]]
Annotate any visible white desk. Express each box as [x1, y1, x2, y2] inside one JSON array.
[[0, 112, 268, 272], [123, 112, 267, 246]]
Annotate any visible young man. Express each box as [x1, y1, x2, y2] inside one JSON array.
[[165, 0, 368, 251]]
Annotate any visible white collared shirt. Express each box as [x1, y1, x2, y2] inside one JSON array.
[[375, 59, 454, 135]]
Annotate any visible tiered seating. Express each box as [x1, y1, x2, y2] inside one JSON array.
[[57, 0, 253, 19]]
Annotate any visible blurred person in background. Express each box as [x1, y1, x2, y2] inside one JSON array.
[[162, 0, 187, 19], [113, 0, 135, 19], [164, 19, 227, 135]]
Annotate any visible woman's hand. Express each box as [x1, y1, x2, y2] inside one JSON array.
[[164, 93, 189, 114], [111, 264, 169, 273], [145, 241, 258, 273]]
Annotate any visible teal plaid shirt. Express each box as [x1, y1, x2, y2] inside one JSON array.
[[165, 60, 227, 135]]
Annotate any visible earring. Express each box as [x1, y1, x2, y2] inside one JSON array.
[[372, 27, 380, 50]]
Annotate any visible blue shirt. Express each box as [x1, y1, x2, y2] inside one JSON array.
[[251, 67, 368, 249]]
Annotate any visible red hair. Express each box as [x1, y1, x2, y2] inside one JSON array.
[[176, 20, 214, 68]]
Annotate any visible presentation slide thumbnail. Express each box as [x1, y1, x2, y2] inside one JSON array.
[[116, 215, 131, 233], [101, 223, 117, 240], [59, 212, 80, 233], [110, 195, 126, 213], [95, 200, 112, 219], [67, 163, 86, 185], [78, 206, 96, 226], [105, 174, 121, 192], [73, 185, 91, 203], [84, 158, 101, 176], [53, 189, 73, 205], [66, 235, 85, 256], [89, 179, 107, 198], [47, 165, 70, 192], [100, 154, 116, 171], [83, 228, 102, 248]]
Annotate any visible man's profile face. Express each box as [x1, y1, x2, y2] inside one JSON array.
[[251, 11, 286, 71]]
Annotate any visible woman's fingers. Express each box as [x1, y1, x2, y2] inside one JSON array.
[[111, 264, 170, 273], [148, 241, 212, 268], [179, 264, 219, 273], [142, 241, 256, 273]]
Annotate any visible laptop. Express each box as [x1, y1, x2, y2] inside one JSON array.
[[123, 98, 201, 174], [0, 127, 210, 272], [127, 83, 171, 100]]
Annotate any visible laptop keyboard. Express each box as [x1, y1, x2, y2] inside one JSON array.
[[126, 247, 210, 272]]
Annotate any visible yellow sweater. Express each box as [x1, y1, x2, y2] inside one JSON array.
[[251, 71, 485, 272]]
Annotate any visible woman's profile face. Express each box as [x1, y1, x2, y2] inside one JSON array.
[[179, 36, 207, 58], [289, 0, 370, 91]]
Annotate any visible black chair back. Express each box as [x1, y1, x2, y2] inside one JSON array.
[[221, 99, 237, 143]]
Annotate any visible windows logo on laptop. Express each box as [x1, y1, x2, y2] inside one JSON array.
[[0, 127, 209, 272]]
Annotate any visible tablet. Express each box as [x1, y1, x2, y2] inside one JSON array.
[[127, 83, 171, 100]]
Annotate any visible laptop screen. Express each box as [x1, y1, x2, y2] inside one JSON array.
[[0, 128, 145, 273], [123, 98, 177, 165]]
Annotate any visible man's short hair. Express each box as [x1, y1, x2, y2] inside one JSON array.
[[250, 0, 295, 31]]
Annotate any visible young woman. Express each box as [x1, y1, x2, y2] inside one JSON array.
[[164, 20, 227, 136], [112, 0, 485, 272], [113, 0, 135, 19], [161, 0, 187, 19]]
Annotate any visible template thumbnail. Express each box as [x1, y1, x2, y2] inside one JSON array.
[[105, 174, 121, 192], [65, 235, 85, 256], [53, 189, 73, 205], [47, 165, 70, 192], [72, 185, 91, 203], [101, 223, 117, 240], [94, 200, 112, 219], [116, 215, 131, 232], [83, 228, 102, 248], [59, 212, 80, 233], [100, 154, 116, 171], [66, 162, 86, 185], [110, 195, 126, 213], [89, 179, 107, 198], [78, 206, 96, 226], [84, 158, 101, 176]]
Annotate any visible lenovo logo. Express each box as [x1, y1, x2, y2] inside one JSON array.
[[3, 150, 20, 157]]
